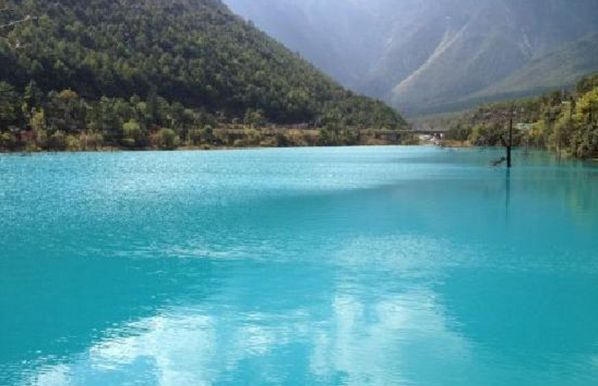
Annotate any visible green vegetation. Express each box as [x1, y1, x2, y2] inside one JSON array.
[[0, 0, 405, 152], [441, 74, 598, 159]]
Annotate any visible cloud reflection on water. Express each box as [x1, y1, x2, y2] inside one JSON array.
[[21, 234, 474, 386]]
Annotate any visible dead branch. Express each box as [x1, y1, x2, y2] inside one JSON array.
[[0, 15, 37, 30]]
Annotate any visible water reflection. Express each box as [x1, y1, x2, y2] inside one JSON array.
[[1, 148, 597, 386], [15, 229, 598, 386], [505, 168, 511, 217], [21, 278, 470, 386]]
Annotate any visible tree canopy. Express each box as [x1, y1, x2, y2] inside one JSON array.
[[441, 74, 598, 159], [0, 0, 406, 151]]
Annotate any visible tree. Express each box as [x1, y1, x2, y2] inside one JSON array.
[[22, 80, 43, 121], [29, 107, 47, 148], [155, 128, 179, 150], [0, 81, 17, 131], [122, 119, 143, 148], [47, 130, 66, 150], [572, 88, 598, 158], [47, 89, 85, 133], [244, 108, 266, 128], [96, 97, 123, 144]]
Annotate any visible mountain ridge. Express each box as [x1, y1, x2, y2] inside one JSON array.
[[225, 0, 598, 116]]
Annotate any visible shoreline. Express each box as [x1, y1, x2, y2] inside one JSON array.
[[0, 126, 423, 153], [0, 142, 419, 155], [0, 127, 417, 153], [2, 143, 595, 164]]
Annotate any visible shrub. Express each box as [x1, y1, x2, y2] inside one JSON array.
[[47, 131, 67, 151], [80, 131, 104, 150], [35, 129, 48, 149], [66, 135, 82, 151], [0, 132, 17, 150], [122, 119, 144, 148], [188, 129, 203, 145], [156, 128, 179, 150], [274, 132, 289, 147]]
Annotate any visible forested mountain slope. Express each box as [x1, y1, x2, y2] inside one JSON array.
[[0, 0, 404, 151], [439, 74, 598, 159]]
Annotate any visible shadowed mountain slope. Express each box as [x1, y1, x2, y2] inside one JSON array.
[[225, 0, 598, 115]]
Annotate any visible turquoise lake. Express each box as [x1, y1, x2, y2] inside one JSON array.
[[1, 146, 597, 386]]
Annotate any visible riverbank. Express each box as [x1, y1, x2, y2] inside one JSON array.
[[439, 139, 472, 148], [429, 74, 598, 160], [0, 126, 417, 153]]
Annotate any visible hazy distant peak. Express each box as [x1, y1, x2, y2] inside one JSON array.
[[225, 0, 598, 115]]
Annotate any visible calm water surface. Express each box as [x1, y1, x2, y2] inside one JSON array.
[[1, 146, 597, 386]]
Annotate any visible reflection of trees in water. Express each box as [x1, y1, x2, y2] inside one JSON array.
[[562, 164, 598, 220], [514, 150, 598, 222]]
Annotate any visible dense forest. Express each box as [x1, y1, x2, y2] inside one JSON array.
[[439, 74, 598, 159], [0, 0, 405, 151]]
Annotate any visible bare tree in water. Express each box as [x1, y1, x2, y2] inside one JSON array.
[[492, 105, 516, 168]]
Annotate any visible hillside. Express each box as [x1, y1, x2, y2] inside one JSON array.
[[224, 0, 398, 88], [0, 0, 405, 151], [225, 0, 598, 116], [440, 73, 598, 159], [468, 33, 598, 102]]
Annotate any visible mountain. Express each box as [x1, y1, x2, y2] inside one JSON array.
[[468, 33, 598, 103], [0, 0, 404, 143], [222, 0, 399, 88], [225, 0, 598, 116]]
